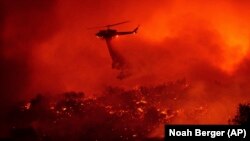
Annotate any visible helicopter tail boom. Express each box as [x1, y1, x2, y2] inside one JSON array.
[[116, 25, 139, 35]]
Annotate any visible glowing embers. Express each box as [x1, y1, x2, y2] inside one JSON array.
[[24, 102, 31, 110], [12, 80, 200, 140]]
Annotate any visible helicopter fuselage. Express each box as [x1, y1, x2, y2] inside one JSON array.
[[96, 29, 117, 39], [96, 26, 139, 39]]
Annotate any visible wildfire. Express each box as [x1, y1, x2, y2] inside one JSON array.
[[11, 80, 202, 140], [3, 0, 250, 140]]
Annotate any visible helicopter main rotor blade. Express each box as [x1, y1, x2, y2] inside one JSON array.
[[106, 21, 130, 27], [87, 20, 130, 29]]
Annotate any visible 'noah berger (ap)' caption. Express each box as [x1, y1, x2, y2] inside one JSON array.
[[165, 125, 249, 141]]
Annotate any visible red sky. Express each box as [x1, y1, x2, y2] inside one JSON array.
[[1, 0, 250, 124]]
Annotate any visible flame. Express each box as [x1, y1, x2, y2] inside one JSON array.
[[4, 0, 250, 139], [24, 102, 31, 110]]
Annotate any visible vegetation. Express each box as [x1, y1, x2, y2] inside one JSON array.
[[231, 103, 250, 125]]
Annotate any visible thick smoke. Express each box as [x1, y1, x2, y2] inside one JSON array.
[[0, 0, 59, 135], [1, 0, 250, 138]]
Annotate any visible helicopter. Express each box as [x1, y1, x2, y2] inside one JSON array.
[[89, 21, 139, 79], [90, 21, 139, 39]]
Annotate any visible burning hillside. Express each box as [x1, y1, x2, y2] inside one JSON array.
[[1, 0, 250, 140], [4, 79, 208, 141]]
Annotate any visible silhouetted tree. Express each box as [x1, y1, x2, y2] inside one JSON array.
[[231, 103, 250, 125]]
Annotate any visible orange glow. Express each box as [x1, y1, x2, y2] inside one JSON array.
[[137, 1, 250, 74], [3, 0, 250, 139], [141, 10, 171, 42], [22, 0, 250, 125], [218, 25, 249, 73]]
